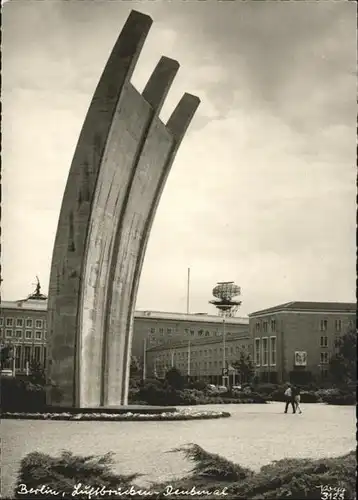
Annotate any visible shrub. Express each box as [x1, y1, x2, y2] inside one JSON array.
[[270, 389, 321, 404], [321, 393, 356, 406], [347, 382, 357, 392], [136, 383, 177, 406], [127, 388, 141, 403], [329, 329, 357, 386], [203, 396, 225, 404], [241, 392, 267, 403], [28, 360, 46, 385], [188, 380, 207, 391], [14, 451, 139, 499], [15, 446, 356, 500], [134, 384, 201, 406], [165, 367, 186, 391], [134, 383, 268, 406], [155, 445, 356, 499], [182, 388, 205, 398], [298, 382, 318, 391], [128, 377, 141, 389], [270, 389, 286, 402], [139, 378, 164, 389], [0, 375, 65, 411], [300, 391, 321, 403], [48, 381, 64, 404], [176, 390, 201, 405], [229, 451, 357, 499], [169, 443, 253, 481], [255, 383, 279, 395], [0, 377, 46, 412], [315, 388, 342, 399]]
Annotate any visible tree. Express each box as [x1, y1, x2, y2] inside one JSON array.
[[329, 329, 357, 386], [165, 367, 185, 390], [232, 352, 254, 384], [130, 356, 141, 376], [29, 359, 46, 385], [0, 344, 14, 370], [129, 355, 142, 388]]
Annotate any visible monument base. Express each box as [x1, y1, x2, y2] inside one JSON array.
[[1, 406, 231, 421]]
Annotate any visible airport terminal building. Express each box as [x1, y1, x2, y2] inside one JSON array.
[[1, 288, 355, 385], [0, 290, 249, 376]]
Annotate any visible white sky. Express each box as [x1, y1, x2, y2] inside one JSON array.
[[2, 0, 356, 316]]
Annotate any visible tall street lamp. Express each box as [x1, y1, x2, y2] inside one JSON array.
[[209, 281, 242, 388]]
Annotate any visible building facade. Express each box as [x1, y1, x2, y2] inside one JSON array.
[[132, 310, 249, 362], [1, 297, 249, 378], [249, 301, 356, 384], [3, 293, 354, 385], [0, 289, 48, 373], [133, 311, 250, 385], [145, 330, 251, 384]]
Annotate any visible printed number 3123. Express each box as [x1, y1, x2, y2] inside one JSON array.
[[319, 486, 346, 500]]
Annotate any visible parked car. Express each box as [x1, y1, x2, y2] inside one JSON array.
[[206, 384, 219, 393], [232, 385, 242, 391], [216, 385, 228, 393], [0, 369, 14, 378]]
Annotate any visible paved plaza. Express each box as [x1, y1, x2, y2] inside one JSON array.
[[2, 403, 355, 497]]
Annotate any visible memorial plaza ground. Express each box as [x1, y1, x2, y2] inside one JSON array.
[[2, 402, 355, 497]]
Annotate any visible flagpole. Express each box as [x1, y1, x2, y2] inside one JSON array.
[[222, 316, 226, 387], [186, 268, 190, 314]]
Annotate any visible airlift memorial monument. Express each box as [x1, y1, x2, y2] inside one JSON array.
[[46, 10, 200, 408]]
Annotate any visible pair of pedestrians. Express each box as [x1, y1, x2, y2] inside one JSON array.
[[284, 384, 302, 414]]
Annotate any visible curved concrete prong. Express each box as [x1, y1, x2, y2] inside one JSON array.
[[74, 10, 153, 159], [166, 93, 201, 145], [47, 10, 153, 408], [142, 56, 180, 114], [114, 94, 200, 406]]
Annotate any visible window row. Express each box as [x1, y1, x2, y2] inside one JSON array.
[[1, 329, 46, 340], [255, 320, 276, 333], [155, 345, 250, 361], [156, 360, 225, 368], [149, 327, 239, 337], [0, 317, 46, 329], [253, 318, 354, 334], [319, 318, 353, 332], [254, 337, 276, 367]]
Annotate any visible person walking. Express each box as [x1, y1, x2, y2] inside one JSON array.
[[284, 384, 296, 413], [294, 386, 302, 414]]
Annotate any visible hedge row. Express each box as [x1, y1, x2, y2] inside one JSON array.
[[269, 387, 356, 405], [130, 385, 267, 405], [13, 444, 356, 499], [1, 377, 354, 413]]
